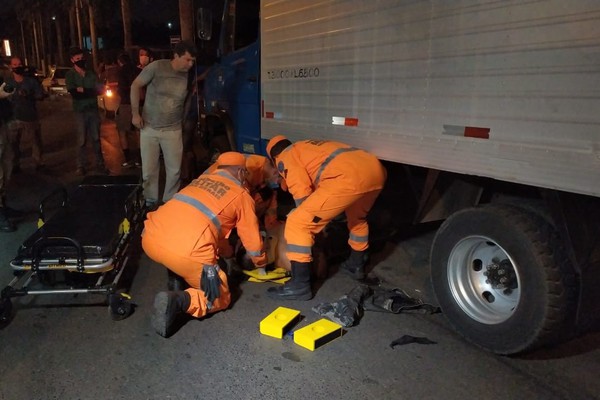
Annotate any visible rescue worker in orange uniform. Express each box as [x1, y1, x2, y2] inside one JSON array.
[[206, 153, 281, 230], [265, 135, 387, 300], [142, 151, 268, 337], [206, 153, 281, 271]]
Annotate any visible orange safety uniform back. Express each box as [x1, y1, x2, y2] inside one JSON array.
[[205, 154, 267, 191], [274, 140, 386, 205], [144, 168, 267, 268]]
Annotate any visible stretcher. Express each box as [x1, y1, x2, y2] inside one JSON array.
[[0, 175, 146, 326]]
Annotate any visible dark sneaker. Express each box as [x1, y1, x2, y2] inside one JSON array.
[[121, 161, 133, 168], [151, 291, 190, 337], [0, 209, 16, 232]]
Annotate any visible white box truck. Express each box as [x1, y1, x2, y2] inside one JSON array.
[[196, 0, 600, 354]]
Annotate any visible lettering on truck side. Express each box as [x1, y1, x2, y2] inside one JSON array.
[[266, 67, 320, 79]]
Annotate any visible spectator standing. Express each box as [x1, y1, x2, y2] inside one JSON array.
[[0, 82, 16, 231], [65, 47, 106, 176], [115, 53, 140, 168], [6, 56, 45, 173], [131, 41, 197, 208], [137, 47, 154, 72]]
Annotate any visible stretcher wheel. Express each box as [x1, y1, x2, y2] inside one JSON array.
[[108, 292, 134, 321], [0, 298, 13, 328]]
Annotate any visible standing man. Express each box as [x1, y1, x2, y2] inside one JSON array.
[[142, 151, 267, 337], [137, 46, 154, 73], [265, 136, 387, 300], [0, 82, 16, 231], [65, 47, 106, 175], [131, 41, 197, 209], [5, 56, 44, 173]]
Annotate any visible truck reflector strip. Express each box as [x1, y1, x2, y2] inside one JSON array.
[[332, 116, 359, 126], [264, 111, 282, 119], [443, 124, 490, 139]]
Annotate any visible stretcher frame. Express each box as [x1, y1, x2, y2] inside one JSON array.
[[0, 175, 146, 326]]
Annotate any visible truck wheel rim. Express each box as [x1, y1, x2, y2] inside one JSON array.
[[447, 236, 521, 324]]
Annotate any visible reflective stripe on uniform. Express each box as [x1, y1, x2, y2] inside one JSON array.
[[287, 243, 312, 254], [349, 232, 369, 243], [294, 196, 307, 207], [173, 193, 221, 231], [314, 147, 359, 186], [214, 170, 243, 186]]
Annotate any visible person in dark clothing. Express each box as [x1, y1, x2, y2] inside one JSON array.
[[6, 56, 45, 173], [65, 47, 106, 175], [0, 81, 16, 231], [115, 53, 140, 167]]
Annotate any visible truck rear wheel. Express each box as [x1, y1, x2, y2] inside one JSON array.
[[430, 204, 577, 354]]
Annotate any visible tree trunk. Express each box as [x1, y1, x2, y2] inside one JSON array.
[[69, 4, 77, 48], [75, 0, 83, 48], [120, 0, 132, 50], [32, 18, 41, 68], [56, 18, 65, 66], [179, 0, 194, 42], [88, 2, 99, 70]]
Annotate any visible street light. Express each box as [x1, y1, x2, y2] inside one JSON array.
[[167, 22, 173, 29]]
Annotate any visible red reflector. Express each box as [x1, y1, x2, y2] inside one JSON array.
[[464, 127, 490, 139], [345, 118, 359, 126], [265, 111, 274, 119]]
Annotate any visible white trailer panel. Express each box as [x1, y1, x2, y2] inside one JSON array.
[[261, 0, 600, 197]]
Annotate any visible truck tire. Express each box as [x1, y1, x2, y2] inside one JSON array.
[[430, 204, 577, 355]]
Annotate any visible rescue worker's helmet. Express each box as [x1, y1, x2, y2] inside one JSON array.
[[217, 151, 246, 167], [266, 135, 292, 162]]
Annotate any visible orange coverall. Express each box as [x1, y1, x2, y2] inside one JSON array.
[[207, 154, 281, 259], [276, 140, 387, 263], [142, 168, 267, 318], [206, 154, 279, 228]]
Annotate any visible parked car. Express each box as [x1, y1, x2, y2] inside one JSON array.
[[41, 67, 70, 96], [98, 65, 120, 117]]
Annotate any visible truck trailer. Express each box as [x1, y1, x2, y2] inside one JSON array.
[[195, 0, 600, 355]]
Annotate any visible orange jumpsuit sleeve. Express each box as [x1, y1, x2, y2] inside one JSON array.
[[278, 151, 313, 206], [234, 191, 268, 268]]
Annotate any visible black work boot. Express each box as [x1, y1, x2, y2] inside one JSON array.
[[267, 261, 312, 301], [340, 250, 368, 280], [0, 208, 16, 233], [151, 291, 191, 338]]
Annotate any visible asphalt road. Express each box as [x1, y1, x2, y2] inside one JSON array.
[[1, 96, 599, 400]]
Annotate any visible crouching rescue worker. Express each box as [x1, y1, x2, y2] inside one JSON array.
[[142, 151, 268, 337], [206, 153, 281, 229], [265, 135, 387, 300], [207, 153, 282, 272]]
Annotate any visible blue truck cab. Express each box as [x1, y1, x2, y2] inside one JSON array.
[[196, 0, 264, 156]]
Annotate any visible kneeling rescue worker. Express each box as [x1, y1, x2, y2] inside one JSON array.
[[142, 151, 268, 337], [265, 135, 387, 300]]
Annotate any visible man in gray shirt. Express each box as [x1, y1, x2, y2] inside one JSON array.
[[131, 41, 197, 208]]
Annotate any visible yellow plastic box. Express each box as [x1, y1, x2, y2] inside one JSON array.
[[260, 307, 301, 339], [293, 319, 343, 351]]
